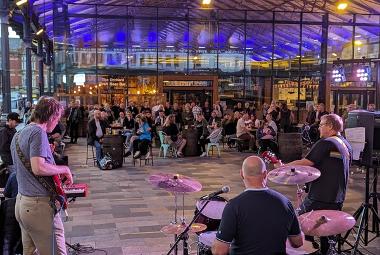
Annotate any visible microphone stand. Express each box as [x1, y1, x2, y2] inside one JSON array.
[[166, 198, 212, 255]]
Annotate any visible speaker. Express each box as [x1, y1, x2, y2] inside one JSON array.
[[102, 135, 124, 168], [347, 110, 375, 167]]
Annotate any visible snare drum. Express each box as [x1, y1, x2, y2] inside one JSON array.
[[194, 196, 227, 233], [198, 231, 216, 255]]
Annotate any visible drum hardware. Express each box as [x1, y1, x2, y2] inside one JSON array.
[[340, 165, 380, 255], [166, 199, 212, 255], [149, 173, 203, 255]]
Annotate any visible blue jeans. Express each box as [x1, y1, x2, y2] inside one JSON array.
[[94, 140, 103, 163]]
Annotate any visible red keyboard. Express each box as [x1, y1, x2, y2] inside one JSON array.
[[63, 183, 88, 198]]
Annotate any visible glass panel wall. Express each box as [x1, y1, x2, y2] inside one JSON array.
[[6, 4, 377, 114]]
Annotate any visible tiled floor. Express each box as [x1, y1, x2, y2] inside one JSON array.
[[64, 139, 380, 255]]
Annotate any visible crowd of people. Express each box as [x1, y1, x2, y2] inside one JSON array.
[[0, 96, 376, 255]]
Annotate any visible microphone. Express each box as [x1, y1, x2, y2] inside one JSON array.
[[201, 186, 230, 200]]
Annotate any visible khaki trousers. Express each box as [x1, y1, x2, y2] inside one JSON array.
[[15, 194, 67, 255]]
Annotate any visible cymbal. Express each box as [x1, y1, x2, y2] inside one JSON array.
[[299, 210, 356, 237], [148, 173, 202, 193], [267, 165, 321, 185], [160, 223, 207, 235]]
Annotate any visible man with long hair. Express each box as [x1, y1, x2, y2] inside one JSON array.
[[11, 96, 73, 255]]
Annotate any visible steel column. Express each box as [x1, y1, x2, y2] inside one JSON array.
[[0, 1, 11, 113]]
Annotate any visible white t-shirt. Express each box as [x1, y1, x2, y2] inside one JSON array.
[[236, 118, 247, 137], [268, 120, 277, 134]]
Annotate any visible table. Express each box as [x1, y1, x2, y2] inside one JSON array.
[[182, 128, 199, 157]]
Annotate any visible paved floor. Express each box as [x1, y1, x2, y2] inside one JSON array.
[[64, 139, 380, 255]]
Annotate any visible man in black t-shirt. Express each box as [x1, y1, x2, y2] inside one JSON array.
[[212, 156, 303, 255], [281, 113, 352, 254]]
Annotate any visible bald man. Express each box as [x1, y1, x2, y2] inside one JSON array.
[[212, 156, 303, 255]]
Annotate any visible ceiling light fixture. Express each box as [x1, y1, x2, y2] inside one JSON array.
[[336, 1, 348, 11], [16, 0, 28, 7], [354, 40, 362, 46], [202, 0, 212, 5], [36, 28, 44, 36]]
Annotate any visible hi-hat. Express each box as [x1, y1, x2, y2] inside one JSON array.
[[148, 173, 202, 193], [298, 210, 356, 237], [160, 223, 207, 235], [268, 165, 321, 185]]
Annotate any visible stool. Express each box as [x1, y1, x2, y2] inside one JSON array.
[[206, 142, 221, 157], [86, 143, 97, 166]]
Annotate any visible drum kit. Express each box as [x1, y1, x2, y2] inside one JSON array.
[[148, 172, 227, 255], [148, 164, 356, 255]]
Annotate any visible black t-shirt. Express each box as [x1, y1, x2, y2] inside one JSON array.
[[163, 123, 179, 141], [216, 189, 300, 255], [305, 135, 352, 203], [0, 125, 17, 165]]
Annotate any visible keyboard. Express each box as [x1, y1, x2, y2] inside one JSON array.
[[63, 183, 88, 199]]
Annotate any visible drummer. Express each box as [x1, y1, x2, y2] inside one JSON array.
[[212, 156, 303, 255], [279, 113, 352, 254]]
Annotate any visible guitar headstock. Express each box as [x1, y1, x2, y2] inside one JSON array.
[[260, 151, 279, 164]]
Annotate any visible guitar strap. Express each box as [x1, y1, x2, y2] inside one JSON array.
[[15, 132, 63, 214]]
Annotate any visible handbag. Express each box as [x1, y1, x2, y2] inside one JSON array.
[[99, 153, 114, 170]]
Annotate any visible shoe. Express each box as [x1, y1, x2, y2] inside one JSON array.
[[177, 152, 183, 157], [124, 151, 131, 158], [200, 152, 207, 157], [144, 152, 151, 158], [133, 151, 141, 159]]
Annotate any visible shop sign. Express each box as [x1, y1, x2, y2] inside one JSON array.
[[163, 80, 211, 87], [274, 78, 319, 88]]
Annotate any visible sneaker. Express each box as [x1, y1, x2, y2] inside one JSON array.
[[177, 151, 183, 157], [123, 151, 131, 158], [145, 151, 151, 159], [200, 152, 207, 157], [133, 151, 141, 159]]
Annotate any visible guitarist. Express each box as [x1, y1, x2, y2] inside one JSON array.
[[11, 96, 72, 255]]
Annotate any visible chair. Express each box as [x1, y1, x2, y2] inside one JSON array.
[[133, 143, 154, 167], [86, 134, 97, 166], [158, 131, 177, 158], [206, 128, 223, 157]]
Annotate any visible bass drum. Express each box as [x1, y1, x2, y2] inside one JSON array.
[[194, 196, 228, 234]]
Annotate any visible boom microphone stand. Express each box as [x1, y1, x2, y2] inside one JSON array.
[[166, 199, 211, 255]]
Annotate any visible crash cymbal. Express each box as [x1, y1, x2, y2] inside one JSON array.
[[298, 210, 356, 237], [267, 165, 321, 185], [148, 173, 202, 193], [160, 223, 207, 235]]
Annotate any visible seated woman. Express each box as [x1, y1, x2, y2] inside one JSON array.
[[194, 113, 209, 157], [222, 113, 236, 147], [122, 111, 135, 146], [256, 120, 278, 154], [162, 115, 187, 157], [132, 115, 152, 159]]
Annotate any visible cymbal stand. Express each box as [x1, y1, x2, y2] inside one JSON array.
[[295, 184, 305, 215], [340, 165, 380, 255], [166, 199, 212, 255], [170, 192, 179, 255]]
